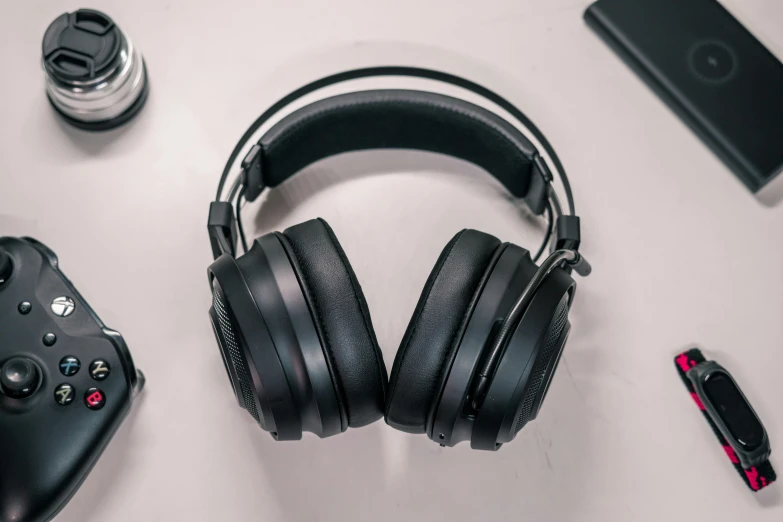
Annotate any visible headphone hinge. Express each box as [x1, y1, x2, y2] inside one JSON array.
[[208, 202, 237, 259], [555, 215, 591, 276], [555, 215, 580, 252], [241, 144, 265, 202], [524, 153, 553, 216]]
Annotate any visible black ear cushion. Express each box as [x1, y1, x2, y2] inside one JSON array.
[[385, 229, 502, 433], [281, 218, 388, 428]]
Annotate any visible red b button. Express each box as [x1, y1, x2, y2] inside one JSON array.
[[84, 388, 106, 410]]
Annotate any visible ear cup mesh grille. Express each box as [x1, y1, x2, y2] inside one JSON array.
[[213, 286, 259, 423], [514, 298, 569, 434]]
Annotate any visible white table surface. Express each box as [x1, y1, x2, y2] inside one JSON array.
[[2, 1, 782, 521]]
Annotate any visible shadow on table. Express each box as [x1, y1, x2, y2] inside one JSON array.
[[47, 97, 151, 157], [755, 484, 780, 507]]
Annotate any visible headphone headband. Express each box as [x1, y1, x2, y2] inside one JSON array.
[[247, 89, 546, 208], [216, 67, 574, 207], [209, 66, 588, 276]]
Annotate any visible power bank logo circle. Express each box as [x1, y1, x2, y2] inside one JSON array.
[[689, 41, 738, 84]]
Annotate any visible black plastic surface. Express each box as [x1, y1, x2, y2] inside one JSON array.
[[427, 243, 537, 447], [208, 254, 298, 439], [585, 0, 783, 192], [42, 9, 121, 82], [471, 268, 574, 450], [245, 232, 344, 437], [0, 248, 11, 284], [0, 237, 142, 522], [687, 360, 771, 469], [210, 281, 252, 414], [555, 215, 581, 252], [208, 200, 238, 260], [703, 371, 764, 450], [241, 144, 265, 203]]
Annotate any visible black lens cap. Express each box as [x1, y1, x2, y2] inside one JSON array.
[[42, 9, 122, 82]]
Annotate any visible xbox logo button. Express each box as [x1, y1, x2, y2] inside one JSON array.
[[51, 296, 75, 317]]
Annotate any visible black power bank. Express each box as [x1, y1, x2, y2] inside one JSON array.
[[585, 0, 783, 204]]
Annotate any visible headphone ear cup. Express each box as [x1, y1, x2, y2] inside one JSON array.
[[282, 218, 388, 428], [385, 229, 503, 433]]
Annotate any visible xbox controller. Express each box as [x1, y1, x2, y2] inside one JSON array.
[[0, 237, 144, 522]]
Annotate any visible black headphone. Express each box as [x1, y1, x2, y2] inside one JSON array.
[[206, 66, 590, 451]]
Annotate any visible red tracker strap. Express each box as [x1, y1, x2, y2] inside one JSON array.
[[674, 348, 776, 492]]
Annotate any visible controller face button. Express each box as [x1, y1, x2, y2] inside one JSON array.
[[43, 333, 57, 346], [59, 356, 81, 376], [54, 383, 75, 405], [84, 388, 106, 410], [18, 302, 32, 315], [89, 360, 111, 381]]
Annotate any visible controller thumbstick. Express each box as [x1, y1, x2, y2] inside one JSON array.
[[0, 248, 12, 284], [1, 357, 40, 399]]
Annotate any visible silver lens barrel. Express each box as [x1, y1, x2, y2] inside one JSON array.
[[42, 9, 149, 131]]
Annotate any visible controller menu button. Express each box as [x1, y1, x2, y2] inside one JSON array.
[[89, 360, 111, 380], [59, 356, 81, 376], [1, 357, 40, 399], [18, 301, 32, 314], [43, 333, 57, 346], [54, 383, 75, 405], [84, 388, 105, 410]]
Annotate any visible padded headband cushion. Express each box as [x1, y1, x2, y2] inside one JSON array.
[[385, 229, 503, 433], [281, 218, 388, 428], [260, 90, 538, 197]]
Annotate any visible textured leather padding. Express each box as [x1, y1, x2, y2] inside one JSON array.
[[282, 218, 388, 428], [385, 229, 502, 433], [260, 90, 537, 197]]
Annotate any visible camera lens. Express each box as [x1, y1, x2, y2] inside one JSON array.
[[42, 9, 149, 131]]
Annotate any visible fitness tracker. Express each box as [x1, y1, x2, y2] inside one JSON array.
[[674, 348, 775, 491]]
